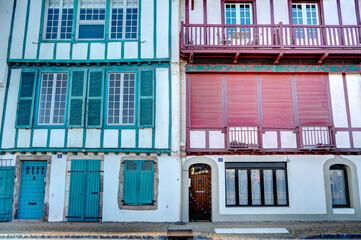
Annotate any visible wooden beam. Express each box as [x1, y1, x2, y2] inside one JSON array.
[[273, 51, 283, 65], [317, 52, 329, 65], [233, 52, 240, 64], [189, 52, 194, 64]]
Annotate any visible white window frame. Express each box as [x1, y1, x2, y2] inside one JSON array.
[[107, 72, 136, 125], [224, 3, 253, 25], [38, 73, 68, 126], [292, 2, 319, 25], [43, 0, 74, 40], [109, 0, 139, 40], [76, 0, 107, 40]]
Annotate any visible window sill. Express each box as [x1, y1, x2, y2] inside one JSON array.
[[333, 208, 355, 214]]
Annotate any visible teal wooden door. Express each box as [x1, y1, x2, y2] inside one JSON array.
[[18, 161, 47, 219], [0, 167, 15, 222], [68, 160, 100, 222]]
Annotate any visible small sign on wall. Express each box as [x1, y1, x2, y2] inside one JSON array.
[[57, 154, 62, 159], [218, 158, 223, 162]]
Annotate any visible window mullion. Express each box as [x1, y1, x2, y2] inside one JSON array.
[[50, 73, 57, 124], [58, 0, 64, 39], [247, 169, 252, 205], [236, 4, 240, 25], [272, 169, 277, 205], [122, 0, 127, 40], [120, 73, 124, 124]]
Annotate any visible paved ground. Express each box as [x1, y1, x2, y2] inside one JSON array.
[[0, 221, 361, 239]]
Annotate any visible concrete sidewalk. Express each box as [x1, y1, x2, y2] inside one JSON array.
[[0, 221, 361, 239]]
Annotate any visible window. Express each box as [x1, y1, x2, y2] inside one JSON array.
[[123, 160, 154, 206], [330, 165, 350, 208], [107, 73, 135, 125], [38, 73, 68, 125], [44, 0, 74, 40], [110, 0, 139, 39], [225, 162, 288, 206], [225, 3, 253, 25], [77, 0, 106, 39], [292, 2, 319, 38]]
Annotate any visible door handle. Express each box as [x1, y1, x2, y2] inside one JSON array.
[[92, 192, 98, 194], [28, 202, 37, 205]]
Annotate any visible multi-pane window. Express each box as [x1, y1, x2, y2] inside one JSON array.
[[38, 73, 68, 125], [292, 3, 319, 38], [107, 73, 135, 125], [225, 3, 252, 25], [78, 0, 106, 39], [111, 0, 139, 39], [44, 0, 74, 40], [123, 161, 154, 206], [330, 165, 350, 208], [225, 162, 288, 206]]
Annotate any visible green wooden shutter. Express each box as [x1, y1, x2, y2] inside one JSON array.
[[139, 69, 155, 127], [86, 71, 104, 128], [16, 71, 37, 128], [0, 167, 15, 222], [68, 160, 86, 222], [68, 70, 86, 128], [139, 161, 154, 205], [85, 160, 100, 222], [123, 161, 138, 205]]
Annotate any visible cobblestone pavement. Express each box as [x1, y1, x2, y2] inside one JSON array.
[[0, 221, 361, 239]]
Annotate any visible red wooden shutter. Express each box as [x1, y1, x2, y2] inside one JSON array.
[[190, 74, 223, 128], [262, 74, 294, 128], [296, 74, 330, 125], [227, 74, 258, 126]]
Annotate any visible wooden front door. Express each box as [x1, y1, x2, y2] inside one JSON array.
[[189, 164, 211, 221]]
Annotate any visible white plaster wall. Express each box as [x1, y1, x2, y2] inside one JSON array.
[[329, 74, 348, 128], [280, 131, 297, 148], [56, 43, 71, 60], [2, 69, 20, 148], [48, 155, 67, 221], [190, 131, 206, 148], [262, 131, 278, 148], [32, 129, 48, 147], [323, 0, 340, 25], [155, 68, 169, 149], [346, 74, 361, 127], [141, 0, 154, 59], [39, 43, 54, 60], [257, 0, 271, 24], [189, 0, 204, 24], [273, 0, 289, 24], [89, 43, 105, 60], [107, 42, 122, 60], [24, 0, 41, 59], [124, 42, 138, 59], [0, 0, 13, 86], [102, 155, 180, 222], [215, 155, 328, 215], [103, 129, 118, 148], [121, 129, 136, 148], [17, 129, 31, 148], [67, 129, 83, 148], [156, 0, 169, 58], [85, 129, 101, 148], [138, 128, 152, 148], [10, 0, 28, 59], [72, 43, 88, 60], [340, 0, 357, 25], [207, 0, 221, 24], [336, 131, 351, 148], [352, 131, 361, 148], [49, 129, 65, 148], [209, 131, 225, 149]]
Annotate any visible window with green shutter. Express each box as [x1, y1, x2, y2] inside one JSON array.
[[138, 69, 155, 127], [16, 71, 37, 128], [68, 70, 86, 128], [86, 70, 104, 128], [123, 160, 154, 206]]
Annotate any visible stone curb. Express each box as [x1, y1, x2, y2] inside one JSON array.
[[0, 235, 211, 239], [301, 234, 361, 239]]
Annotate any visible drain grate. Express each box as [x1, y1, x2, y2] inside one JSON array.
[[167, 229, 193, 240]]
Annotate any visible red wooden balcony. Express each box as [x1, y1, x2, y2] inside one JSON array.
[[180, 22, 361, 63], [298, 126, 335, 150]]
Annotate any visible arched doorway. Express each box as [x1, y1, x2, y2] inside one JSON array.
[[189, 164, 211, 221]]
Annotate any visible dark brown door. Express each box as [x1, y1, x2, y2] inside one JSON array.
[[189, 164, 211, 221]]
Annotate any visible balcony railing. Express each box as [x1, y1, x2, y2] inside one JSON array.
[[227, 126, 262, 149], [298, 126, 335, 149], [181, 22, 361, 49]]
